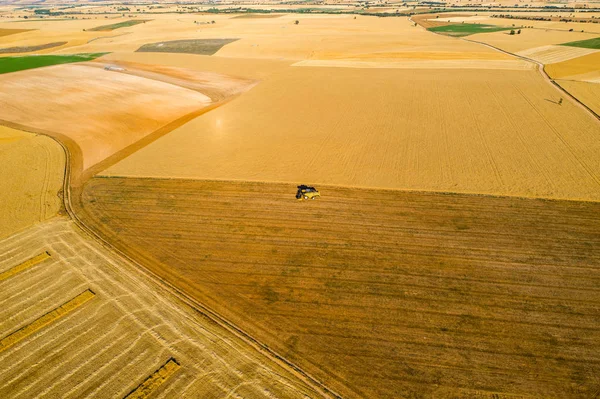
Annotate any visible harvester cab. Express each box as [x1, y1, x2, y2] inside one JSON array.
[[296, 185, 320, 200]]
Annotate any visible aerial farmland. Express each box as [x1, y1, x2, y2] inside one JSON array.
[[1, 0, 599, 398]]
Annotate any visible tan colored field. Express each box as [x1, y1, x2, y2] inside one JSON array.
[[556, 80, 600, 116], [0, 28, 31, 37], [0, 218, 325, 399], [103, 67, 600, 201], [0, 126, 64, 239], [545, 51, 600, 79], [33, 14, 511, 63], [0, 64, 212, 173], [77, 178, 600, 399]]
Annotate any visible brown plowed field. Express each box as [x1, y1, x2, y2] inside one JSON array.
[[78, 177, 600, 399]]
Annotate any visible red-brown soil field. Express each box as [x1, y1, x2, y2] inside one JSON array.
[[77, 177, 600, 399]]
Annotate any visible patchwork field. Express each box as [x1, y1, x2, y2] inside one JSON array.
[[103, 67, 600, 201], [1, 7, 600, 399], [0, 218, 324, 399], [77, 178, 600, 399], [0, 126, 64, 239]]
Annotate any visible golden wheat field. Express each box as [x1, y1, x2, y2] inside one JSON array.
[[1, 4, 600, 399], [103, 66, 600, 201], [0, 126, 64, 239]]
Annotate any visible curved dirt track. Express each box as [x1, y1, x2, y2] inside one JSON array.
[[78, 176, 600, 399]]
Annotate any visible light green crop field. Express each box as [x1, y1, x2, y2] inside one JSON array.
[[561, 36, 600, 49], [429, 23, 514, 37], [0, 53, 107, 74]]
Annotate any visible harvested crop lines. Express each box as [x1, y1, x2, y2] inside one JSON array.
[[78, 178, 600, 399], [0, 289, 95, 352], [0, 251, 50, 282], [124, 358, 180, 399]]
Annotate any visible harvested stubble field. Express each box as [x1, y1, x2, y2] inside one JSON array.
[[103, 67, 600, 201], [77, 178, 600, 399], [0, 218, 324, 399]]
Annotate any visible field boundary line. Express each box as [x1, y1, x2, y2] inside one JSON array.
[[123, 358, 180, 399], [0, 289, 95, 352], [0, 251, 51, 282]]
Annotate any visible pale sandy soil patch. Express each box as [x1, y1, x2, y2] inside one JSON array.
[[103, 67, 600, 201], [556, 80, 600, 116], [0, 64, 211, 172], [0, 218, 323, 399], [0, 126, 64, 239], [517, 44, 599, 64], [84, 60, 257, 102]]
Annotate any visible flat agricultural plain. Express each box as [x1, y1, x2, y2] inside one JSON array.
[[103, 67, 600, 201], [2, 7, 600, 399], [78, 178, 600, 399]]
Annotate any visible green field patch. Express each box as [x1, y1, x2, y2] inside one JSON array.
[[429, 23, 513, 37], [136, 39, 238, 55], [0, 53, 107, 74], [88, 19, 149, 32], [0, 41, 67, 54], [560, 37, 600, 49]]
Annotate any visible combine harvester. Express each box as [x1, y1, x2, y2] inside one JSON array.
[[296, 185, 320, 200]]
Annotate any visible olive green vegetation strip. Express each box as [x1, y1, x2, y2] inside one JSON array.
[[428, 23, 513, 37], [560, 37, 600, 49], [124, 358, 180, 399], [0, 290, 95, 352], [0, 251, 51, 282], [88, 19, 149, 31], [136, 38, 238, 55], [0, 53, 108, 75]]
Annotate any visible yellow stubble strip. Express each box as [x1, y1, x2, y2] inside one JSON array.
[[0, 289, 95, 352], [0, 251, 51, 282], [125, 358, 181, 399]]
